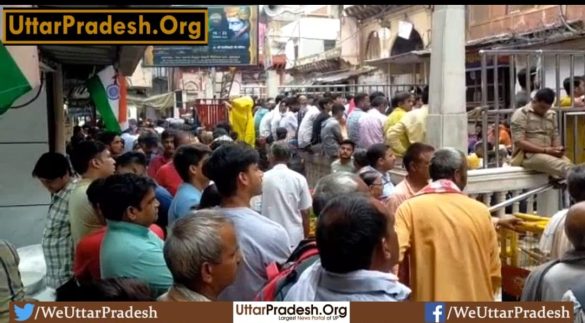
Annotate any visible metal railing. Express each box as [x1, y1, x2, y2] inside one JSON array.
[[478, 49, 585, 168], [242, 83, 427, 99], [488, 182, 555, 214]]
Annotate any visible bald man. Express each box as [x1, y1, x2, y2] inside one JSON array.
[[312, 172, 369, 217], [522, 201, 585, 301], [395, 148, 501, 301]]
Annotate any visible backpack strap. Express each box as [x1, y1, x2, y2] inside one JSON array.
[[533, 260, 561, 301], [265, 242, 319, 282], [571, 280, 585, 307], [534, 254, 585, 301], [266, 262, 281, 281], [296, 248, 319, 263], [286, 240, 317, 263]]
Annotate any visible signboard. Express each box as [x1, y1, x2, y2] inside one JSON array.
[[143, 5, 259, 67]]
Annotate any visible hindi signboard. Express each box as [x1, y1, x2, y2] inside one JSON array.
[[142, 5, 259, 67]]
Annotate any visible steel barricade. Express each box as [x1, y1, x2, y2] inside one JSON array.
[[478, 49, 585, 168]]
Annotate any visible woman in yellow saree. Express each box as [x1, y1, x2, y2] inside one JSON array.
[[227, 96, 256, 147]]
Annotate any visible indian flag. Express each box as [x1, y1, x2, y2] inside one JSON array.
[[0, 5, 41, 116], [87, 66, 128, 132]]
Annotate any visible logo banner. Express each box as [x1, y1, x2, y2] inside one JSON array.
[[10, 302, 572, 323]]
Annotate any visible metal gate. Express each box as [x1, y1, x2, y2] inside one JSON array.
[[478, 49, 585, 167], [187, 99, 229, 130]]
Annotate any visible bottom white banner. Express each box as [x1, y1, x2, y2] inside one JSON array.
[[233, 302, 350, 323]]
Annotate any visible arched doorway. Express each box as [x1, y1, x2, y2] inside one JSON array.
[[390, 28, 424, 56], [365, 31, 381, 60]]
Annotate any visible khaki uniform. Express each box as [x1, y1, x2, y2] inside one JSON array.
[[510, 104, 573, 178]]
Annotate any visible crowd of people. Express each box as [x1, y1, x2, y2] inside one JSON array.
[[2, 76, 585, 322]]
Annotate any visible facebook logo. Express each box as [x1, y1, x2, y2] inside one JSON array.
[[424, 303, 446, 323]]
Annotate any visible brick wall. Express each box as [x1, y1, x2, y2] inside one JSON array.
[[467, 5, 585, 42]]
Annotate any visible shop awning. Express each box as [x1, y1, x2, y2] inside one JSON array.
[[127, 92, 174, 111], [36, 5, 151, 76], [365, 49, 431, 66], [314, 66, 377, 83], [287, 48, 344, 73]]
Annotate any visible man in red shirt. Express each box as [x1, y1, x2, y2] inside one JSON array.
[[153, 131, 192, 196], [155, 162, 182, 196], [73, 178, 164, 281], [147, 130, 177, 178]]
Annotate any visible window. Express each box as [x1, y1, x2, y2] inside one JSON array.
[[323, 39, 336, 51], [507, 5, 537, 13]]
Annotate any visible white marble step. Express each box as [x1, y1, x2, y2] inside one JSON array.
[[16, 244, 54, 300]]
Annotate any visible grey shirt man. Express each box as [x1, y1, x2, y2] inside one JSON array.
[[320, 118, 343, 159], [217, 207, 291, 301]]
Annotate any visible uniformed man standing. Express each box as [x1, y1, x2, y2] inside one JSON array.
[[510, 88, 574, 179]]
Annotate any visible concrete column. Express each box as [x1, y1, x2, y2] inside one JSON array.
[[52, 65, 65, 154], [266, 70, 279, 98], [425, 5, 468, 153]]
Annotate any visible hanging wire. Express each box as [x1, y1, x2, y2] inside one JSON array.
[[11, 73, 46, 109]]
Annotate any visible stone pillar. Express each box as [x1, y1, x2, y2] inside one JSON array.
[[52, 65, 66, 154], [266, 70, 279, 98], [425, 5, 468, 153]]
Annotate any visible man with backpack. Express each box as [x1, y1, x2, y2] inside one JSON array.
[[255, 172, 371, 301], [283, 195, 410, 301]]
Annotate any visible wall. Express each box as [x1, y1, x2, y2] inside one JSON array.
[[0, 83, 50, 247], [359, 5, 432, 61], [127, 60, 153, 88], [467, 5, 585, 41], [340, 16, 360, 65], [281, 16, 340, 64]]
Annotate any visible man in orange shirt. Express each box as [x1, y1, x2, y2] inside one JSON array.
[[395, 148, 501, 301], [386, 143, 435, 216]]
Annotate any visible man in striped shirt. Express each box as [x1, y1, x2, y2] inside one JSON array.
[[32, 152, 77, 289]]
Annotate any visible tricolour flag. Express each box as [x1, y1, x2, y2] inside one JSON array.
[[0, 5, 41, 116], [87, 66, 128, 132]]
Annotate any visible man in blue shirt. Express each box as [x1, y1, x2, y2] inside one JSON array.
[[98, 173, 172, 297], [203, 143, 291, 301], [115, 152, 173, 233], [168, 144, 212, 225]]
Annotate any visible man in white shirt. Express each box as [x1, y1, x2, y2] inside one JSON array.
[[259, 96, 283, 140], [540, 165, 585, 260], [270, 101, 286, 140], [259, 108, 275, 139], [279, 97, 301, 142], [262, 143, 312, 249], [297, 100, 321, 149]]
